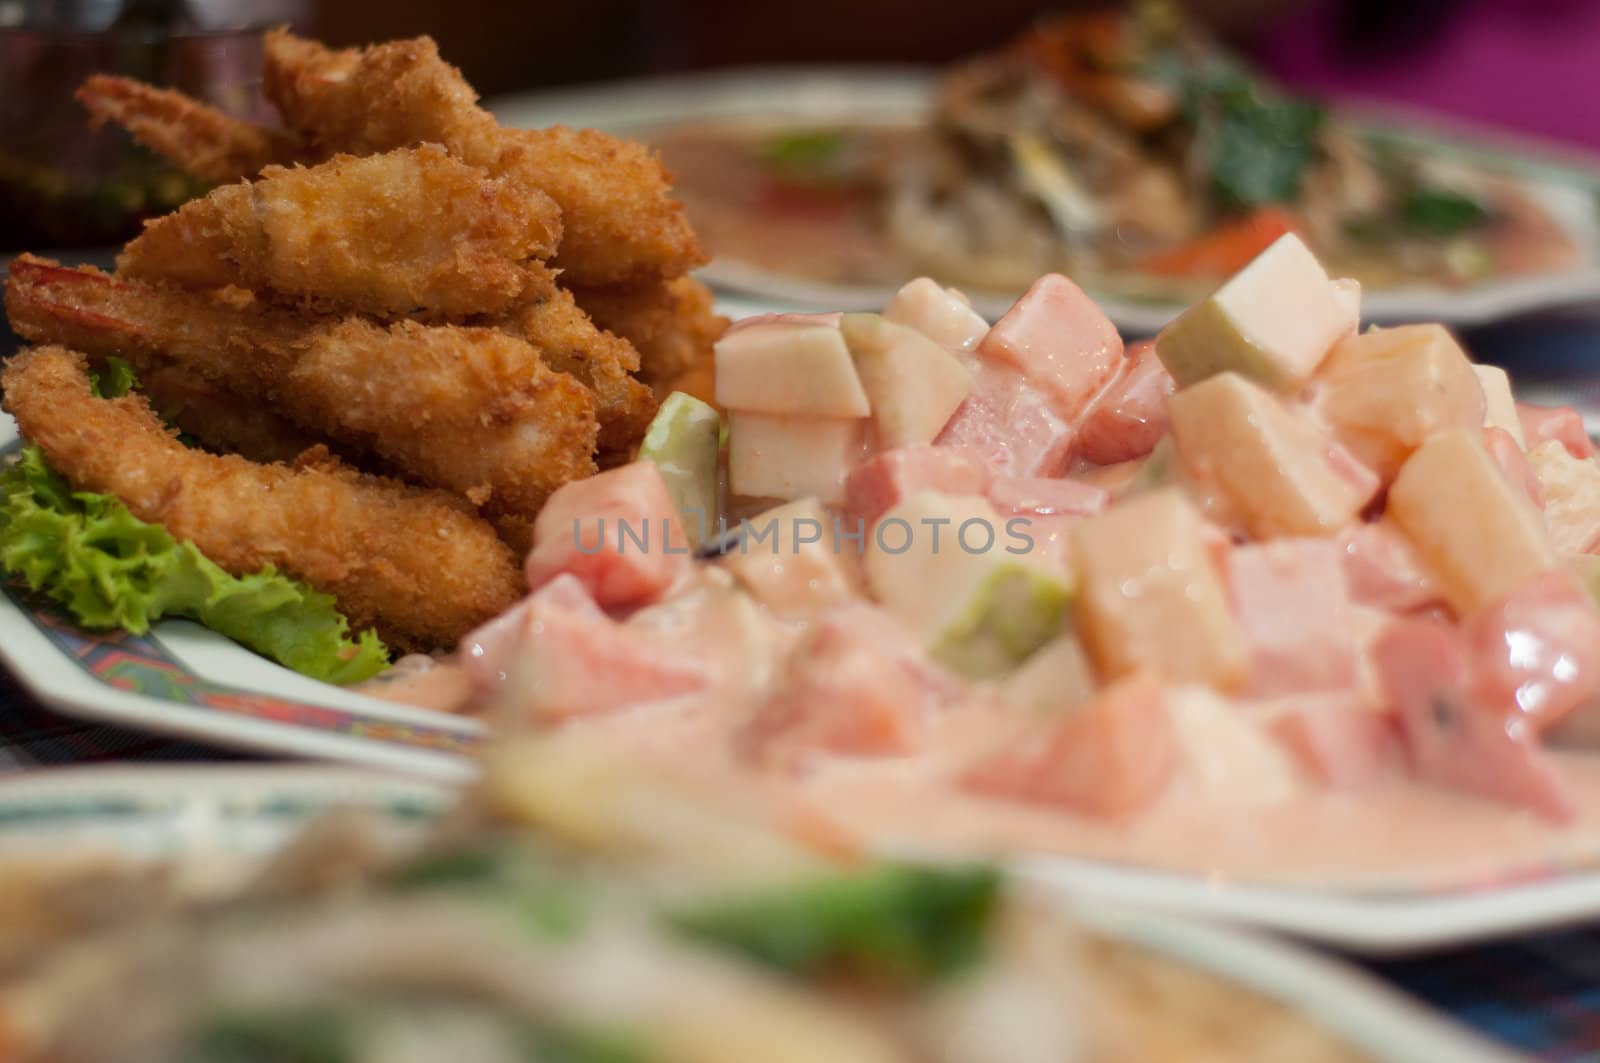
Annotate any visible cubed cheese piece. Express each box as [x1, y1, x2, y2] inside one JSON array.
[[964, 671, 1179, 819], [1167, 686, 1301, 804], [841, 313, 973, 448], [1075, 340, 1176, 466], [883, 277, 990, 351], [727, 412, 867, 505], [721, 497, 860, 613], [1518, 402, 1596, 459], [1169, 372, 1375, 538], [637, 391, 722, 548], [844, 446, 992, 523], [1228, 539, 1360, 697], [1387, 430, 1557, 613], [1528, 439, 1600, 554], [1314, 324, 1486, 481], [1071, 487, 1248, 687], [714, 316, 869, 417], [987, 476, 1109, 517], [1155, 234, 1354, 390], [936, 364, 1075, 477], [525, 461, 691, 607], [864, 491, 1072, 678], [1473, 364, 1526, 449], [978, 273, 1124, 421]]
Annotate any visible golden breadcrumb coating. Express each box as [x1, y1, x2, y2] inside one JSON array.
[[570, 274, 728, 390]]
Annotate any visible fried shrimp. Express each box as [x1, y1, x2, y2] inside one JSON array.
[[6, 256, 599, 518], [569, 274, 728, 389], [76, 74, 306, 184], [135, 363, 320, 464], [118, 146, 562, 319], [261, 30, 705, 286], [1, 347, 522, 650]]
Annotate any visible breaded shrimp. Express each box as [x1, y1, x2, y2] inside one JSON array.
[[6, 256, 599, 519], [135, 363, 319, 464], [1, 347, 522, 651], [76, 74, 306, 184], [118, 146, 562, 319], [261, 30, 705, 286], [496, 273, 657, 453], [569, 275, 728, 389]]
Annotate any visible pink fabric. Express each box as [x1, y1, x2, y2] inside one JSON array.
[[1260, 0, 1600, 150]]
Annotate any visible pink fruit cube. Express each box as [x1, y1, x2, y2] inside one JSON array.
[[1228, 539, 1361, 697], [1266, 699, 1399, 789], [525, 462, 691, 608], [987, 476, 1109, 517], [936, 364, 1076, 477], [1464, 570, 1600, 734], [1518, 402, 1597, 460], [844, 446, 992, 523], [1075, 340, 1175, 466], [964, 671, 1178, 819], [979, 273, 1124, 422], [1338, 521, 1441, 613]]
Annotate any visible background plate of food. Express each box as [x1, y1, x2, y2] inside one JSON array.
[[491, 9, 1600, 333], [0, 756, 1525, 1063]]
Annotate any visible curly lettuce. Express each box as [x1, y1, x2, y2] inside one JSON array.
[[0, 445, 388, 684]]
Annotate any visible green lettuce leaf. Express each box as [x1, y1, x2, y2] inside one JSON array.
[[0, 445, 388, 684]]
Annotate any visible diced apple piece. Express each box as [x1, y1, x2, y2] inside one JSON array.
[[1169, 372, 1375, 538], [1337, 521, 1440, 612], [936, 364, 1075, 477], [1330, 276, 1361, 326], [1527, 439, 1600, 553], [1519, 402, 1596, 459], [1071, 487, 1248, 687], [841, 313, 973, 448], [1465, 570, 1600, 734], [1266, 700, 1398, 790], [1387, 429, 1557, 612], [998, 633, 1097, 713], [1166, 686, 1301, 804], [987, 476, 1109, 517], [1228, 539, 1360, 697], [714, 316, 869, 417], [864, 491, 1072, 678], [1313, 324, 1485, 481], [637, 391, 721, 548], [964, 672, 1179, 819], [1473, 364, 1526, 449], [1155, 233, 1354, 390], [843, 446, 992, 523], [526, 461, 691, 607], [721, 497, 860, 614], [1373, 618, 1574, 822], [1075, 340, 1175, 466], [978, 273, 1124, 421], [727, 412, 867, 505], [882, 277, 990, 351]]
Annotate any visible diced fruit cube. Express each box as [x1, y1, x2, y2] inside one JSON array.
[[1075, 340, 1176, 466], [714, 315, 869, 417], [1071, 487, 1248, 687], [998, 633, 1097, 714], [1313, 324, 1485, 481], [1464, 570, 1600, 734], [1485, 426, 1545, 509], [1518, 402, 1596, 459], [864, 492, 1072, 679], [727, 412, 868, 504], [721, 497, 860, 614], [1265, 700, 1398, 790], [1387, 429, 1557, 612], [744, 604, 951, 763], [1228, 539, 1360, 697], [987, 476, 1109, 517], [1473, 364, 1526, 448], [936, 364, 1076, 477], [1527, 439, 1600, 554], [1373, 618, 1574, 822], [637, 391, 722, 548], [978, 273, 1124, 421], [843, 445, 992, 523], [841, 313, 973, 448], [525, 461, 691, 607], [882, 277, 990, 351], [1169, 372, 1376, 538], [473, 575, 710, 720], [1337, 521, 1440, 612], [1155, 233, 1354, 390], [964, 672, 1179, 819], [1166, 686, 1301, 803]]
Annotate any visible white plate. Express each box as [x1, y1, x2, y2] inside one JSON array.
[[0, 765, 1527, 1063], [491, 68, 1600, 333]]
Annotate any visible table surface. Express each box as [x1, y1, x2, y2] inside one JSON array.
[[5, 269, 1600, 1061]]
